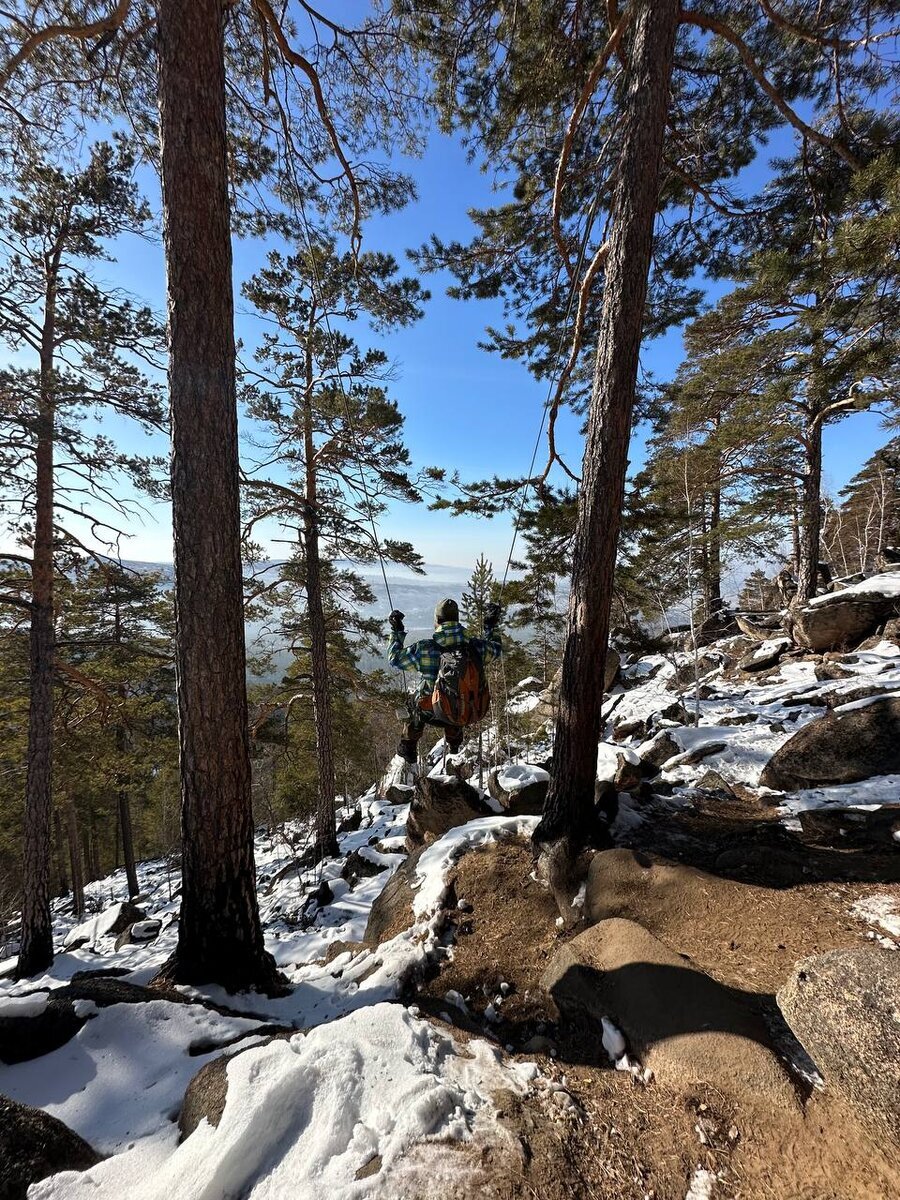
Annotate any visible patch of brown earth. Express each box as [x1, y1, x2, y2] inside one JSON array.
[[586, 848, 900, 996], [415, 839, 900, 1200]]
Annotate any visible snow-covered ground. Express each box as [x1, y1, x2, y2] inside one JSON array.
[[1, 789, 548, 1198], [613, 638, 900, 797], [3, 633, 899, 1197]]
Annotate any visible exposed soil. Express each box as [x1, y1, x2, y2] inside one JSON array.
[[413, 829, 900, 1200]]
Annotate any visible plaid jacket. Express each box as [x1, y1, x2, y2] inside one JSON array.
[[388, 620, 502, 697]]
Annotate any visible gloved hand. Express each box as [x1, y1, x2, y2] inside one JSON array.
[[485, 601, 502, 627], [388, 609, 405, 632]]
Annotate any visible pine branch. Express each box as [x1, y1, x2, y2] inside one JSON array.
[[251, 0, 363, 257], [679, 8, 862, 171], [0, 0, 132, 90]]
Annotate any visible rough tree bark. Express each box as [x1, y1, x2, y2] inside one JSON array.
[[113, 603, 139, 899], [16, 252, 60, 978], [157, 0, 276, 990], [303, 397, 339, 859], [796, 346, 827, 602], [534, 0, 681, 854], [705, 478, 723, 617]]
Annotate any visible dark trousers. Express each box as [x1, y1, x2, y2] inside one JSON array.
[[399, 696, 464, 760]]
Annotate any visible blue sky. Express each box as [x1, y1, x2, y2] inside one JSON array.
[[7, 110, 893, 576]]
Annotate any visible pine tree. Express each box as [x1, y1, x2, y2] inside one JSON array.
[[737, 569, 780, 613], [0, 142, 164, 978], [823, 436, 900, 576], [242, 235, 426, 858], [535, 0, 682, 857], [461, 555, 497, 635], [156, 0, 276, 992], [684, 147, 900, 601]]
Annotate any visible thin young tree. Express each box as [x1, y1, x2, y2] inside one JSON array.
[[0, 141, 163, 978]]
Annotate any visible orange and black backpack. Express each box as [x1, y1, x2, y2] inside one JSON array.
[[432, 641, 491, 727]]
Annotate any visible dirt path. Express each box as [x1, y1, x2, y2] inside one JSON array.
[[413, 808, 900, 1200]]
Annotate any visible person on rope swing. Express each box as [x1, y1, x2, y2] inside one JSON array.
[[387, 597, 503, 764]]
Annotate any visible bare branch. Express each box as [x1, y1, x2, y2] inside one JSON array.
[[0, 590, 32, 610], [540, 241, 609, 483], [0, 0, 132, 90], [680, 8, 862, 170], [251, 0, 363, 257], [551, 8, 630, 277]]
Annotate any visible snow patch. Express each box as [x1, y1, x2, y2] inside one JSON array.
[[0, 991, 48, 1018], [32, 1003, 533, 1200], [851, 894, 900, 941], [496, 763, 549, 793], [807, 570, 900, 607]]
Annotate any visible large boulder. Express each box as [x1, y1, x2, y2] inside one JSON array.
[[406, 775, 492, 850], [789, 573, 900, 652], [0, 976, 190, 1065], [738, 636, 792, 673], [759, 697, 900, 791], [542, 917, 795, 1110], [62, 900, 147, 950], [735, 612, 785, 642], [487, 763, 549, 816], [777, 949, 900, 1144], [364, 846, 427, 944], [797, 805, 900, 849], [526, 649, 620, 728], [0, 1095, 100, 1199]]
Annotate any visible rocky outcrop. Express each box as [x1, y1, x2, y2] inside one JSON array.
[[406, 775, 492, 850], [0, 1095, 100, 1199], [525, 649, 620, 728], [788, 573, 900, 652], [759, 697, 900, 790], [735, 612, 784, 642], [542, 917, 796, 1110], [790, 599, 897, 653], [778, 949, 900, 1144], [114, 918, 161, 951], [487, 764, 549, 816], [364, 847, 427, 943], [738, 636, 792, 673], [797, 805, 900, 849], [63, 900, 148, 950]]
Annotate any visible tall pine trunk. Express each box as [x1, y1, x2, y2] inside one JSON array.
[[157, 0, 274, 991], [303, 401, 339, 859], [706, 447, 723, 616], [17, 266, 59, 978], [535, 0, 680, 853], [796, 329, 828, 603]]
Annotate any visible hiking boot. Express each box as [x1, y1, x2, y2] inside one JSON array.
[[397, 738, 419, 765]]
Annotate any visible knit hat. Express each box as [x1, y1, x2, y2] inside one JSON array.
[[434, 598, 459, 625]]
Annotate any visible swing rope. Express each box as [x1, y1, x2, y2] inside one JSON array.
[[494, 182, 604, 765], [285, 150, 603, 779], [288, 185, 409, 709]]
